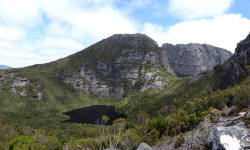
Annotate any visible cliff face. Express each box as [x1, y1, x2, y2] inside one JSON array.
[[61, 34, 176, 98], [162, 43, 232, 77], [26, 34, 234, 99], [213, 33, 250, 89]]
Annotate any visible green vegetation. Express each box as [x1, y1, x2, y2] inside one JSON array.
[[0, 65, 249, 149], [0, 40, 250, 150]]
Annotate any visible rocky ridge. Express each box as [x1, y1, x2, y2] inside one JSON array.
[[0, 65, 11, 69], [60, 34, 232, 98], [1, 34, 233, 99], [0, 72, 42, 100], [154, 109, 250, 150], [213, 33, 250, 89], [162, 43, 232, 77], [61, 34, 176, 98]]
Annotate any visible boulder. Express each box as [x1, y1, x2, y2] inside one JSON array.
[[137, 143, 152, 150], [206, 125, 250, 150]]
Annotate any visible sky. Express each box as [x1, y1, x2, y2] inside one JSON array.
[[0, 0, 250, 68]]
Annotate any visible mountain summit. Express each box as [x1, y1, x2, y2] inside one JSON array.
[[162, 43, 232, 76], [54, 33, 175, 98], [28, 33, 233, 98]]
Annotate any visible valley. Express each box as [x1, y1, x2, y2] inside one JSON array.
[[0, 33, 249, 150]]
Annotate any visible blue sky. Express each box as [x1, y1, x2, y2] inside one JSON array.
[[0, 0, 250, 67]]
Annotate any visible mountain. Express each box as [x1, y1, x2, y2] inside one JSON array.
[[212, 33, 250, 89], [29, 34, 231, 98], [31, 33, 176, 98], [0, 65, 11, 69], [162, 43, 232, 77], [0, 33, 249, 150], [154, 33, 250, 150]]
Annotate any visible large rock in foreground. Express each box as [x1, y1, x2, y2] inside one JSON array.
[[137, 143, 152, 150], [154, 109, 250, 150], [207, 125, 250, 150], [162, 43, 232, 77]]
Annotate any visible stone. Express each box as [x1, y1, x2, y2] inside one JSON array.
[[155, 109, 250, 150], [206, 126, 250, 150], [137, 143, 152, 150], [62, 34, 176, 98], [212, 33, 250, 89], [162, 43, 232, 77]]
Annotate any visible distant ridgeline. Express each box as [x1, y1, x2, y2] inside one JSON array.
[[0, 65, 11, 69]]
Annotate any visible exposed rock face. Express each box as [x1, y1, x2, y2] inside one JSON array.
[[213, 33, 250, 89], [0, 72, 42, 100], [62, 34, 176, 98], [207, 125, 250, 150], [30, 34, 231, 98], [137, 143, 152, 150], [154, 109, 250, 150], [162, 43, 232, 76]]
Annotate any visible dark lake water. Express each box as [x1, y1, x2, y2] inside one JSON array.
[[63, 105, 126, 125]]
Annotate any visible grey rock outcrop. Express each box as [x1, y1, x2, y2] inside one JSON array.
[[154, 109, 250, 150], [31, 33, 233, 99], [62, 34, 176, 98], [213, 33, 250, 90], [162, 43, 232, 76], [137, 143, 152, 150], [0, 72, 42, 100], [207, 125, 250, 150]]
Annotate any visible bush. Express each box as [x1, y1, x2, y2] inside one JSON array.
[[70, 138, 97, 150], [148, 117, 169, 136], [8, 136, 37, 150], [121, 131, 142, 150], [124, 121, 136, 130], [174, 133, 185, 148]]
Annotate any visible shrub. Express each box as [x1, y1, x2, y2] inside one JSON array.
[[174, 133, 185, 148], [102, 115, 110, 125], [70, 138, 97, 150], [121, 131, 142, 150], [137, 110, 150, 124], [124, 121, 136, 130], [148, 117, 169, 136], [8, 136, 36, 150], [113, 118, 126, 127]]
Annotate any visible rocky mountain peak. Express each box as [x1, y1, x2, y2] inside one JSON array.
[[162, 43, 232, 76], [61, 34, 174, 98], [103, 33, 159, 49], [235, 33, 250, 57], [213, 33, 250, 89], [28, 33, 234, 98]]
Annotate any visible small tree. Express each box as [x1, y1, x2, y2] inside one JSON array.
[[106, 118, 126, 149], [136, 110, 150, 125], [101, 115, 110, 125]]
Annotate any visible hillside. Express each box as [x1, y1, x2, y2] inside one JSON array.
[[29, 34, 177, 99], [0, 33, 249, 150]]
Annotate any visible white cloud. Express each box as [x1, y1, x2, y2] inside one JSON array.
[[0, 0, 42, 28], [0, 0, 137, 67], [168, 0, 235, 19], [143, 14, 250, 52], [0, 0, 249, 68], [0, 25, 26, 41]]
